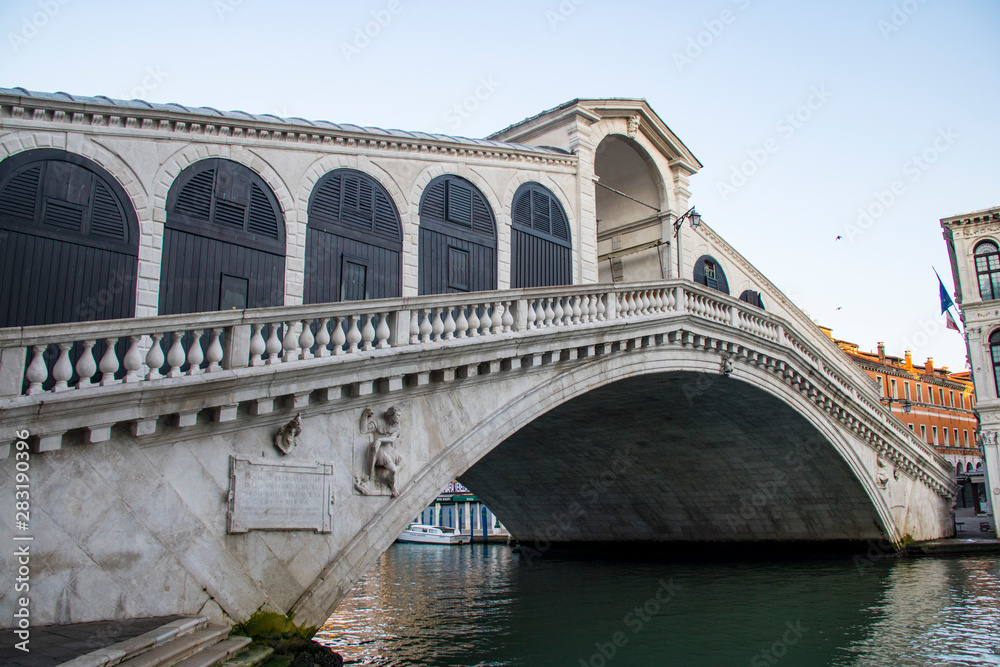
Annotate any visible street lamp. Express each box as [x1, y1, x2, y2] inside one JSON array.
[[673, 206, 701, 279], [880, 396, 912, 413]]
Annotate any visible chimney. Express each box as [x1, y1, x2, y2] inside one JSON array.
[[904, 351, 913, 370], [877, 342, 885, 364], [925, 357, 934, 375]]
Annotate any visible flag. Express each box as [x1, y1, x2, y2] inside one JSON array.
[[935, 268, 955, 314], [934, 268, 961, 333]]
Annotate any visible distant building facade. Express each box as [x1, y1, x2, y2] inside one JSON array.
[[940, 205, 1000, 531], [414, 481, 508, 539]]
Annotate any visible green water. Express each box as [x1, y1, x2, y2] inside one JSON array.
[[316, 543, 1000, 666]]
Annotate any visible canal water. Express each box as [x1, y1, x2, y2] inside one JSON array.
[[316, 543, 1000, 666]]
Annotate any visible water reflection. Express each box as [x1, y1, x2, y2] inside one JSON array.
[[316, 544, 1000, 666]]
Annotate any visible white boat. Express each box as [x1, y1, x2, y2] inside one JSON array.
[[396, 524, 471, 545]]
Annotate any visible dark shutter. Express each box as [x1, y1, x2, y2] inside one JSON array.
[[510, 183, 572, 288], [693, 255, 729, 295], [304, 169, 402, 304], [0, 149, 139, 328], [418, 175, 496, 295], [739, 290, 764, 309], [162, 159, 285, 315]]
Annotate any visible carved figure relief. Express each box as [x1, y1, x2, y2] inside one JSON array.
[[274, 413, 302, 456], [627, 115, 640, 139], [720, 352, 734, 376], [354, 406, 404, 497], [876, 456, 891, 489]]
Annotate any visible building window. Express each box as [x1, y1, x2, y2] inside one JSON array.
[[939, 388, 945, 405], [738, 290, 765, 309], [954, 428, 959, 446], [964, 430, 969, 447], [908, 424, 914, 431], [921, 425, 927, 442], [916, 384, 922, 402], [905, 382, 910, 400], [950, 391, 955, 407], [877, 376, 884, 395], [988, 330, 1000, 398], [932, 426, 938, 445], [693, 255, 730, 294], [891, 378, 897, 399], [943, 428, 949, 446], [974, 240, 1000, 300]]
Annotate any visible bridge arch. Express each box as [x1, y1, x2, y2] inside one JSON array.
[[292, 337, 900, 625]]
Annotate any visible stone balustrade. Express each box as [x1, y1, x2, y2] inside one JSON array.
[[0, 279, 950, 490]]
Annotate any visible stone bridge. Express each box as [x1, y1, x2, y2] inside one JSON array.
[[0, 279, 954, 629]]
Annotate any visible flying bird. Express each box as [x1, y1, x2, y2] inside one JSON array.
[[835, 235, 842, 241]]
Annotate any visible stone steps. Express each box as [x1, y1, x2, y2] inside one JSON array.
[[115, 624, 231, 667], [169, 636, 253, 667], [218, 645, 275, 667]]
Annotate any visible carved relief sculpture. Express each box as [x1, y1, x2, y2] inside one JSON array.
[[354, 406, 404, 497], [274, 413, 302, 455], [720, 352, 734, 376]]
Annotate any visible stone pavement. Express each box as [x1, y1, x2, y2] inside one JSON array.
[[0, 616, 181, 667], [953, 506, 997, 540]]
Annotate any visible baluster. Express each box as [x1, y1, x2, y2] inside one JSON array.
[[187, 331, 205, 375], [571, 296, 582, 324], [480, 304, 493, 334], [166, 333, 185, 378], [146, 333, 165, 380], [409, 310, 420, 345], [552, 298, 564, 326], [456, 306, 469, 338], [282, 321, 300, 362], [535, 299, 547, 328], [442, 307, 456, 340], [428, 308, 443, 343], [468, 305, 481, 337], [526, 299, 537, 330], [299, 320, 315, 360], [265, 324, 282, 364], [376, 313, 391, 349], [361, 314, 376, 351], [346, 315, 363, 352], [625, 293, 636, 317], [100, 337, 120, 385], [419, 309, 433, 343], [653, 290, 663, 312], [52, 342, 73, 391], [596, 294, 606, 321], [75, 340, 98, 388], [502, 301, 514, 332], [249, 324, 266, 366], [665, 289, 675, 311], [123, 335, 143, 383], [493, 302, 505, 335], [26, 344, 49, 395], [331, 316, 347, 355], [206, 329, 224, 372], [640, 291, 650, 314], [578, 295, 590, 323], [315, 318, 331, 357], [543, 298, 555, 327]]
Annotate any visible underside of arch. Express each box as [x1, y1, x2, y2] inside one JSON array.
[[460, 371, 887, 543]]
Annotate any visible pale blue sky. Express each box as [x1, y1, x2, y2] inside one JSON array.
[[2, 0, 997, 369]]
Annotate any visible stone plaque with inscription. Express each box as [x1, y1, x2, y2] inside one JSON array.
[[227, 456, 334, 534]]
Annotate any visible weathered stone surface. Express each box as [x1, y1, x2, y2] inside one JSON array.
[[227, 456, 334, 534]]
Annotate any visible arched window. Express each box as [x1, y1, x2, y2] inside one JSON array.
[[957, 462, 963, 475], [0, 149, 139, 326], [967, 462, 974, 472], [990, 329, 1000, 398], [974, 241, 1000, 300], [418, 175, 496, 294], [162, 159, 285, 314], [693, 255, 729, 295], [738, 290, 764, 309], [510, 183, 572, 288], [305, 169, 402, 303]]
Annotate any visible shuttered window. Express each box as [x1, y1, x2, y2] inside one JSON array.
[[739, 290, 764, 309], [0, 149, 139, 327], [308, 169, 401, 243], [510, 182, 572, 288], [166, 159, 284, 254], [693, 255, 730, 295]]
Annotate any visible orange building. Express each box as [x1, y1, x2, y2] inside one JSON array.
[[821, 328, 981, 475]]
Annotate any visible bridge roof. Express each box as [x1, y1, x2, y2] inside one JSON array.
[[488, 97, 703, 171], [0, 87, 573, 157]]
